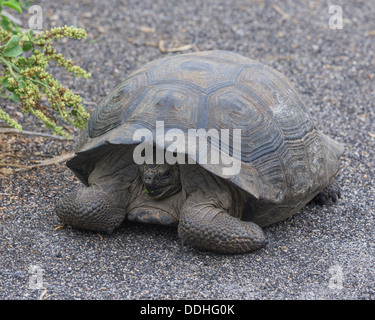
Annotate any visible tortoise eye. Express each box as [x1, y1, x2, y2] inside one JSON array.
[[162, 170, 172, 179]]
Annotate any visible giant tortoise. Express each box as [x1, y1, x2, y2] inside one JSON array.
[[56, 50, 344, 254]]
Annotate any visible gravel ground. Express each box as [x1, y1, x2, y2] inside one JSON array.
[[0, 0, 374, 300]]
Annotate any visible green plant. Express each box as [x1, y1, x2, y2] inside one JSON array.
[[0, 0, 90, 138]]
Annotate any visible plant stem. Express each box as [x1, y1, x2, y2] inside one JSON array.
[[0, 56, 20, 78]]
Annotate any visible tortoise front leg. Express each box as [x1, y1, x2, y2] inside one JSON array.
[[178, 192, 266, 254], [55, 183, 128, 234]]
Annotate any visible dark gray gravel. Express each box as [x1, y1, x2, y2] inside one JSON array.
[[1, 0, 374, 300]]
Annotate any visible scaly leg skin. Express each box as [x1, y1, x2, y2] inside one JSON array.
[[178, 193, 266, 254], [55, 183, 128, 234], [312, 179, 342, 206]]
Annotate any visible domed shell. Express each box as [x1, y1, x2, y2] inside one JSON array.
[[67, 50, 343, 206]]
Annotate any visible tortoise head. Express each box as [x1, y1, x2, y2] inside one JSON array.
[[140, 163, 181, 200]]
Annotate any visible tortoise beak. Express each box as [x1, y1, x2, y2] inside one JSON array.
[[143, 174, 162, 197], [145, 187, 162, 197]]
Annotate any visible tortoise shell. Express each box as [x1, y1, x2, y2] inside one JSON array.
[[67, 50, 343, 225]]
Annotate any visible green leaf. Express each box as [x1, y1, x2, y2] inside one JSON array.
[[1, 76, 10, 87], [9, 93, 20, 102], [27, 55, 36, 65], [4, 78, 16, 92], [1, 15, 12, 32], [3, 35, 22, 57], [24, 0, 34, 10], [18, 80, 26, 88], [22, 41, 33, 51], [3, 45, 23, 57], [5, 86, 15, 92], [2, 1, 23, 13], [17, 56, 28, 65], [27, 28, 34, 40], [5, 35, 21, 48]]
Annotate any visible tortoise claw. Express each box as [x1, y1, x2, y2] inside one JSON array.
[[312, 181, 341, 206]]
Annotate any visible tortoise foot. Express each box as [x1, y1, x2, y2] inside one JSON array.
[[312, 180, 341, 206]]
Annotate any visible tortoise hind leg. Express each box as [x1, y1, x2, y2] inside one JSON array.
[[55, 183, 128, 234], [312, 179, 342, 206], [178, 193, 266, 254]]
